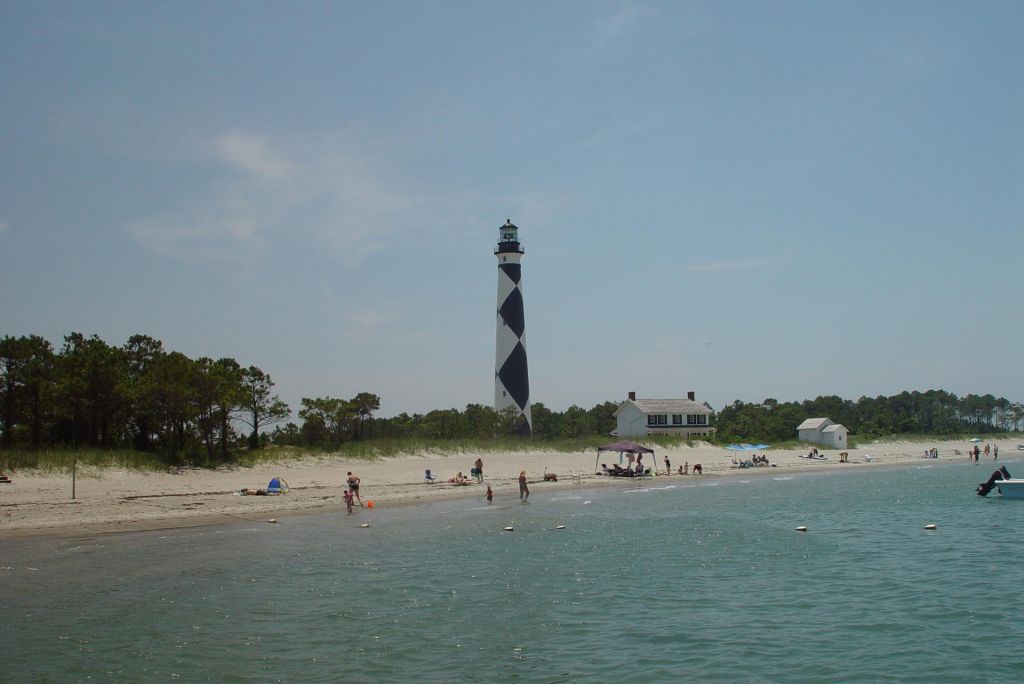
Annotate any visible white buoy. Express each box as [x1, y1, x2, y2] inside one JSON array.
[[360, 523, 370, 528], [924, 523, 937, 530], [555, 525, 566, 530], [795, 526, 808, 532], [267, 519, 277, 524], [503, 526, 514, 532]]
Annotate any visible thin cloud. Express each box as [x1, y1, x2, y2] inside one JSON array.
[[126, 215, 261, 261], [684, 256, 782, 273], [126, 127, 570, 268], [126, 129, 415, 264], [213, 131, 298, 181], [562, 118, 659, 156], [341, 306, 400, 338], [583, 3, 653, 59]]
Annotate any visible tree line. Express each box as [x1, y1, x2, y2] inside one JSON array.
[[0, 333, 291, 464], [714, 390, 1023, 443], [269, 401, 622, 447], [3, 333, 1020, 464]]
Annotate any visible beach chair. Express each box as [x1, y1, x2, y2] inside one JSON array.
[[424, 469, 436, 483]]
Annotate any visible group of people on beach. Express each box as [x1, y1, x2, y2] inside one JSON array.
[[603, 458, 702, 476], [968, 443, 998, 463], [448, 458, 485, 485], [735, 454, 770, 468]]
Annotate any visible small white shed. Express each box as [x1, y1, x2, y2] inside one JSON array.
[[797, 417, 848, 449]]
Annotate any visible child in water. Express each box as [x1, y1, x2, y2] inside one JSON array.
[[486, 485, 493, 503], [343, 489, 354, 514]]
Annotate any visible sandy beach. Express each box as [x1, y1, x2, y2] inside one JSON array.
[[1, 438, 1017, 539]]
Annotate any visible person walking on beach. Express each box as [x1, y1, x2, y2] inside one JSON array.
[[343, 489, 354, 514], [486, 485, 493, 503], [518, 471, 529, 501], [664, 456, 671, 475], [347, 471, 362, 505], [994, 445, 999, 460], [474, 457, 484, 483]]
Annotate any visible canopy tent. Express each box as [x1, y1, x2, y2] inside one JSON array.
[[595, 441, 655, 474], [598, 441, 655, 455], [724, 443, 772, 451]]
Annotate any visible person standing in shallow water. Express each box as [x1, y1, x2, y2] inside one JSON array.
[[346, 471, 361, 505], [486, 485, 493, 503], [518, 471, 529, 501]]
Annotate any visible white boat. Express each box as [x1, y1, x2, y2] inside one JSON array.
[[977, 466, 1014, 497], [995, 479, 1024, 500]]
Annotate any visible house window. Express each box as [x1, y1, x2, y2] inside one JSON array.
[[672, 414, 683, 425], [647, 415, 657, 426], [687, 414, 697, 425], [657, 414, 667, 425], [698, 415, 707, 425]]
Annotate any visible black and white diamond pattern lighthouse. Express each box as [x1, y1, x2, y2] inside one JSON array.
[[494, 219, 532, 436]]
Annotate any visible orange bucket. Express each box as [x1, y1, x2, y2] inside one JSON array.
[[366, 500, 375, 508]]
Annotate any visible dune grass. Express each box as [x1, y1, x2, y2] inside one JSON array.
[[5, 432, 1019, 473], [0, 448, 175, 474]]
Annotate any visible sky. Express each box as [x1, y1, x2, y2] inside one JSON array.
[[2, 1, 1022, 419]]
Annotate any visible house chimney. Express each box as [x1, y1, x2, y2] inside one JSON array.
[[687, 391, 695, 401], [628, 391, 636, 401]]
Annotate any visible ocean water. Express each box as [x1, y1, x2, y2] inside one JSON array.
[[4, 458, 1024, 683]]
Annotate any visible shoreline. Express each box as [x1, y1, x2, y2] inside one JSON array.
[[1, 438, 1018, 541]]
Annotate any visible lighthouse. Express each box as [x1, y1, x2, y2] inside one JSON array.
[[494, 219, 532, 436]]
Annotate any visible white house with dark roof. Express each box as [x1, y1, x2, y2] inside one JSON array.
[[797, 417, 848, 449], [614, 391, 716, 438]]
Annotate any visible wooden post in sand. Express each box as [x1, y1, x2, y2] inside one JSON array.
[[72, 459, 76, 500]]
